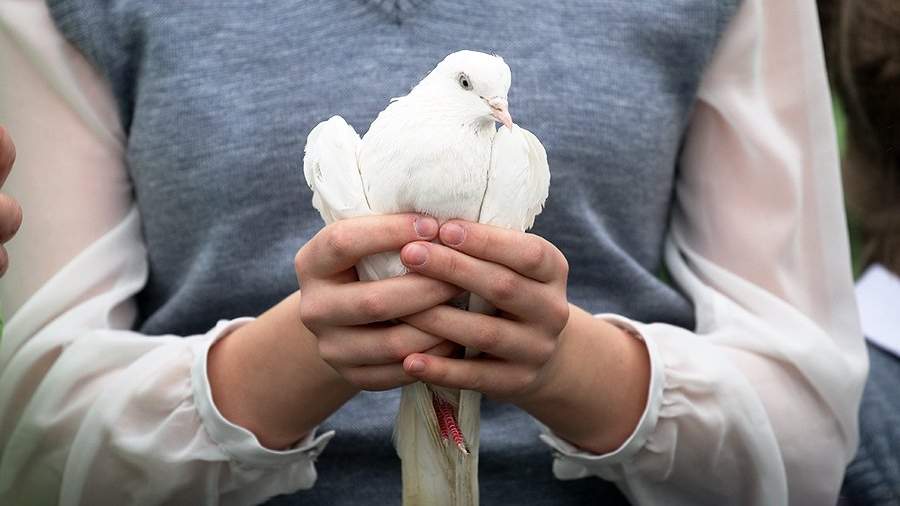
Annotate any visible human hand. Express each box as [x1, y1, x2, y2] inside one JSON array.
[[295, 214, 464, 391], [397, 220, 651, 453], [0, 126, 22, 277], [396, 220, 571, 404]]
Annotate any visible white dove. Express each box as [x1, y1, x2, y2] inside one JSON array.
[[302, 50, 550, 506]]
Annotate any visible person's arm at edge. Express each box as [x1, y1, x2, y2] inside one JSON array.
[[532, 0, 867, 503], [0, 3, 344, 504]]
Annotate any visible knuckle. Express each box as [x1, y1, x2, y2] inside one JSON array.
[[557, 253, 570, 280], [294, 246, 313, 280], [0, 196, 22, 241], [535, 339, 558, 365], [550, 300, 570, 329], [358, 291, 390, 322], [418, 305, 445, 330], [463, 371, 482, 392], [299, 296, 325, 328], [340, 369, 367, 390], [497, 370, 537, 401], [517, 370, 540, 397], [520, 240, 547, 273], [316, 339, 339, 364], [475, 324, 502, 353], [294, 249, 306, 275], [323, 226, 355, 261], [383, 329, 409, 361], [488, 272, 519, 302]]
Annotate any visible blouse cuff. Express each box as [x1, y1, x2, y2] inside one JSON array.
[[537, 314, 665, 480], [190, 318, 336, 468]]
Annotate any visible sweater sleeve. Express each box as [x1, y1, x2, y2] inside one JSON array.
[[0, 2, 333, 504], [537, 0, 868, 504]]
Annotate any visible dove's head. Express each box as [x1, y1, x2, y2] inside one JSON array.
[[415, 50, 513, 129]]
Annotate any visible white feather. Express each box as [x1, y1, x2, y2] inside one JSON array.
[[303, 116, 367, 222], [481, 125, 551, 231], [301, 51, 550, 506], [303, 116, 406, 281]]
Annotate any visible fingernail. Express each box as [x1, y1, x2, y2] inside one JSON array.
[[407, 358, 426, 373], [403, 244, 428, 266], [414, 216, 438, 238], [440, 223, 465, 246]]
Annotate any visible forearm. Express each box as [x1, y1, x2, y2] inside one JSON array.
[[514, 304, 650, 455], [208, 291, 359, 450]]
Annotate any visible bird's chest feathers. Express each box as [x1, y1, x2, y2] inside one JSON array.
[[361, 123, 494, 222]]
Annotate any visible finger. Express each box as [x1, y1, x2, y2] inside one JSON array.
[[400, 241, 564, 323], [300, 273, 462, 327], [340, 342, 459, 391], [342, 363, 418, 391], [438, 221, 567, 284], [317, 323, 446, 367], [0, 126, 15, 187], [297, 214, 439, 277], [0, 194, 23, 243], [422, 339, 462, 358], [403, 353, 535, 400], [0, 245, 7, 277], [401, 305, 553, 364]]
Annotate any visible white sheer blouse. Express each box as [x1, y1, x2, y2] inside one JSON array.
[[0, 0, 867, 504]]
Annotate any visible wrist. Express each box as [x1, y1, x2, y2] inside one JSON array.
[[514, 305, 650, 454], [207, 291, 358, 450]]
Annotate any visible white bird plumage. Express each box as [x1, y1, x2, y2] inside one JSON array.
[[302, 50, 550, 506]]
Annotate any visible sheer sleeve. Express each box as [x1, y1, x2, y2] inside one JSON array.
[[538, 0, 868, 504], [0, 2, 332, 504]]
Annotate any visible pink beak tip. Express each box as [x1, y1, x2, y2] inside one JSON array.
[[493, 109, 514, 129]]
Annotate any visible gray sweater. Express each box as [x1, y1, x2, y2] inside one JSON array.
[[46, 0, 739, 503]]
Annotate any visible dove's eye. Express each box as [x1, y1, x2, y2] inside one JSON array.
[[457, 73, 473, 91]]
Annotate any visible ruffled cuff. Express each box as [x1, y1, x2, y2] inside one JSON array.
[[190, 318, 335, 469], [537, 314, 665, 481]]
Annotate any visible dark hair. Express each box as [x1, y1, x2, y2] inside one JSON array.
[[820, 0, 900, 274]]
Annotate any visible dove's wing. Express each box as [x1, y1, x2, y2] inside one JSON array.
[[303, 115, 371, 223], [479, 125, 550, 231], [303, 115, 406, 281]]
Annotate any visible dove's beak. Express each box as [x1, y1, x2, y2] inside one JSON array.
[[486, 96, 513, 129]]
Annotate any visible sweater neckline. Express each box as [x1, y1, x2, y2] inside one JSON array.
[[358, 0, 432, 23]]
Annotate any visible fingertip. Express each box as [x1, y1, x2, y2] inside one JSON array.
[[439, 222, 466, 247], [413, 215, 438, 239], [400, 242, 429, 267], [404, 355, 427, 373]]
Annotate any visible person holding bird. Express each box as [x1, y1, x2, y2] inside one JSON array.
[[0, 1, 865, 505]]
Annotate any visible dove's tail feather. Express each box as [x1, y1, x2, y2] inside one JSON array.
[[393, 293, 492, 506], [395, 383, 478, 506]]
